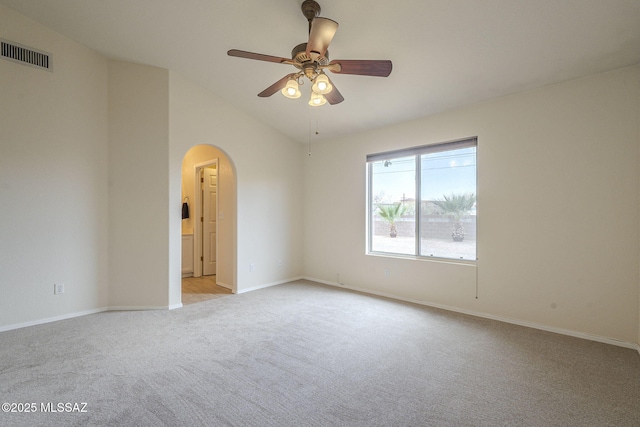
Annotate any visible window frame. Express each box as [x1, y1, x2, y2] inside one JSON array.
[[366, 137, 478, 263]]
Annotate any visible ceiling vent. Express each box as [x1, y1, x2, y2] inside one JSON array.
[[1, 39, 52, 71]]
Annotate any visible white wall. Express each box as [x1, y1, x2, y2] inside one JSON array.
[[0, 5, 109, 328], [168, 72, 304, 302], [303, 66, 640, 346], [108, 61, 171, 308]]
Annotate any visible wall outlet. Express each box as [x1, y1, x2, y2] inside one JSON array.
[[249, 263, 255, 272], [384, 268, 391, 277], [54, 283, 65, 295], [278, 259, 283, 267]]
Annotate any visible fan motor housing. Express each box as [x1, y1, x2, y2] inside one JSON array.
[[291, 42, 329, 66]]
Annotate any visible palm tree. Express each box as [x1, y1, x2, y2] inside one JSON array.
[[376, 202, 407, 238], [431, 193, 476, 241]]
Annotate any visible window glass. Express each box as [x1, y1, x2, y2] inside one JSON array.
[[370, 155, 415, 255], [420, 147, 476, 260], [367, 138, 477, 261]]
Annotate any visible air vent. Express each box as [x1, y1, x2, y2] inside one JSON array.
[[1, 39, 52, 71]]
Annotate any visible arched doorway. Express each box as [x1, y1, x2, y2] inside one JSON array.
[[180, 144, 237, 302]]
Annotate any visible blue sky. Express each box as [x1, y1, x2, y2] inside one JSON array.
[[372, 147, 476, 203]]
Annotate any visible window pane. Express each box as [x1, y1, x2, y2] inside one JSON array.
[[420, 147, 476, 260], [370, 156, 415, 255]]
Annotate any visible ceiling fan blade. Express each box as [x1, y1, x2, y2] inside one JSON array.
[[324, 76, 344, 105], [306, 17, 338, 58], [258, 73, 297, 97], [328, 59, 392, 77], [227, 49, 293, 65]]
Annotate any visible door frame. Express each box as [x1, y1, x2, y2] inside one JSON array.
[[193, 158, 218, 278]]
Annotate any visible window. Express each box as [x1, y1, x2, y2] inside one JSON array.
[[367, 138, 477, 261]]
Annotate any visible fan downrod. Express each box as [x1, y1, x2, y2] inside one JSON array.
[[301, 0, 321, 30]]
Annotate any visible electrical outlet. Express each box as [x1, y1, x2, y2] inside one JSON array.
[[278, 259, 283, 267], [54, 283, 65, 295], [249, 263, 255, 272], [384, 268, 391, 277]]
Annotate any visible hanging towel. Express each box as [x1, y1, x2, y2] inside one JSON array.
[[182, 202, 190, 219]]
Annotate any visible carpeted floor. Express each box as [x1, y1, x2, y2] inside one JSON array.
[[1, 280, 639, 426]]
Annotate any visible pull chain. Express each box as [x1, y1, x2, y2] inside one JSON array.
[[308, 110, 312, 156], [308, 107, 320, 156]]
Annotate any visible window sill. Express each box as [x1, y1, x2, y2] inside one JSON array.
[[366, 251, 477, 266]]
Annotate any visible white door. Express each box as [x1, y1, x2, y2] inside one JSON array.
[[202, 166, 217, 276]]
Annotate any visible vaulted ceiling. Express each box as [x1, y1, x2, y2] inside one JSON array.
[[2, 0, 639, 142]]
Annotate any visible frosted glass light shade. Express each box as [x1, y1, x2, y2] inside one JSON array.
[[311, 73, 332, 95], [281, 79, 301, 99], [308, 91, 327, 106]]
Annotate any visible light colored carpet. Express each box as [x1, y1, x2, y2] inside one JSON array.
[[1, 280, 639, 426]]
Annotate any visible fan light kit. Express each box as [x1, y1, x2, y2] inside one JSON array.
[[228, 0, 392, 107]]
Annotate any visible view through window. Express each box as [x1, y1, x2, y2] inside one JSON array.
[[367, 138, 477, 261]]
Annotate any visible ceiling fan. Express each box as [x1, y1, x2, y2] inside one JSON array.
[[227, 0, 392, 106]]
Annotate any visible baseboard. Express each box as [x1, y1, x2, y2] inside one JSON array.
[[107, 305, 175, 311], [4, 280, 638, 355], [216, 281, 233, 291], [0, 307, 109, 333], [237, 276, 304, 294], [0, 303, 188, 333], [0, 275, 300, 333], [303, 276, 640, 352]]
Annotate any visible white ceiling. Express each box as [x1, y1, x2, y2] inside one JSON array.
[[2, 0, 640, 143]]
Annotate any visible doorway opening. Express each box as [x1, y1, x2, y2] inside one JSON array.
[[181, 144, 236, 300]]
